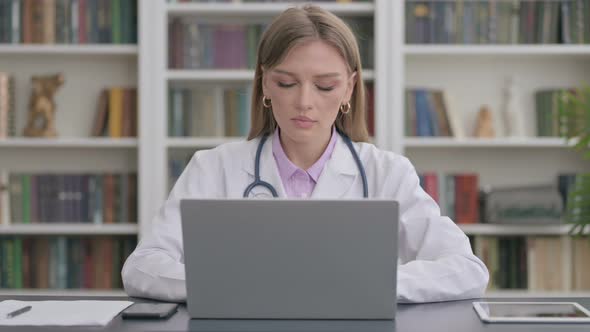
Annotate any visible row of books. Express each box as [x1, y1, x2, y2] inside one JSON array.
[[418, 172, 479, 224], [168, 84, 375, 138], [474, 236, 590, 291], [169, 86, 252, 137], [169, 21, 265, 70], [406, 0, 590, 44], [0, 0, 137, 44], [406, 87, 584, 138], [420, 172, 579, 224], [405, 89, 458, 137], [91, 88, 137, 138], [0, 73, 15, 138], [535, 89, 585, 138], [168, 19, 374, 69], [0, 172, 137, 224], [0, 236, 136, 289]]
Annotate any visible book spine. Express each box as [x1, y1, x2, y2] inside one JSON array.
[[43, 0, 56, 43], [0, 73, 7, 138], [108, 88, 123, 138], [78, 0, 87, 43], [11, 0, 19, 43]]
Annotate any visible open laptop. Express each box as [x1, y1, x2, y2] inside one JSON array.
[[180, 199, 399, 320]]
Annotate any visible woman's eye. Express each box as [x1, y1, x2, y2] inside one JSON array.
[[278, 82, 296, 88], [317, 85, 334, 92]]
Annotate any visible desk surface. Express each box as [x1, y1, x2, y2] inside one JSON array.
[[1, 296, 589, 332]]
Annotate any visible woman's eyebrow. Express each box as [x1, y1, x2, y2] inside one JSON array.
[[272, 69, 341, 79]]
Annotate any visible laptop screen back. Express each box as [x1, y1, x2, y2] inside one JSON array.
[[181, 199, 398, 319]]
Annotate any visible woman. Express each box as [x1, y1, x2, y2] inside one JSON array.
[[122, 5, 489, 303]]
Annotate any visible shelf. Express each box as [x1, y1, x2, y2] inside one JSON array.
[[168, 136, 376, 148], [167, 2, 375, 17], [404, 45, 590, 57], [403, 137, 569, 148], [485, 290, 590, 298], [0, 224, 139, 235], [0, 44, 138, 56], [0, 138, 138, 148], [459, 224, 581, 236], [0, 289, 126, 297], [167, 137, 245, 148], [167, 69, 254, 82], [167, 69, 374, 82]]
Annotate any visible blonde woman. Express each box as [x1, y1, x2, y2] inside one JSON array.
[[122, 5, 488, 303]]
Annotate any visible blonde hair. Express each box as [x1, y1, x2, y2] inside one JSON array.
[[247, 5, 369, 142]]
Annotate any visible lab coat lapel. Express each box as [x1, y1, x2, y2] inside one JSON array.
[[311, 134, 358, 198], [242, 136, 287, 198]]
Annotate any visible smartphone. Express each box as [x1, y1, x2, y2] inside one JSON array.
[[121, 302, 179, 319]]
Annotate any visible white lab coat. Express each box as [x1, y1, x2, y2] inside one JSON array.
[[122, 133, 489, 303]]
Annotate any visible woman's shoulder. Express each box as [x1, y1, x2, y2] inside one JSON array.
[[353, 141, 413, 170], [190, 139, 256, 162]]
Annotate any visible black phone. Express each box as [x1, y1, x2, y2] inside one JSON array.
[[121, 302, 179, 319]]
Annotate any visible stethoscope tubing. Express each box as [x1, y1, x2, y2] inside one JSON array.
[[243, 130, 368, 198]]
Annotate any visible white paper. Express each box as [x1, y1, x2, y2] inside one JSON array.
[[0, 300, 133, 326]]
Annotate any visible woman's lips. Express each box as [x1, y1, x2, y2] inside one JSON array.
[[291, 116, 316, 129]]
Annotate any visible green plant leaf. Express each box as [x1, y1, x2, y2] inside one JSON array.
[[558, 86, 590, 237]]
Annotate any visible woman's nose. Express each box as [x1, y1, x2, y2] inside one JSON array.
[[297, 84, 313, 110]]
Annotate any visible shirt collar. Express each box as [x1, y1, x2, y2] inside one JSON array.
[[272, 127, 338, 182]]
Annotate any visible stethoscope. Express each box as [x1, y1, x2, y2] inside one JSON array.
[[243, 129, 368, 198]]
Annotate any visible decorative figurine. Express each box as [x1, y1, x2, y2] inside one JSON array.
[[501, 76, 526, 137], [474, 105, 495, 138], [23, 73, 64, 137]]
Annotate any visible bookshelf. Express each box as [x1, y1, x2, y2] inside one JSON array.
[[399, 0, 590, 295], [0, 44, 138, 55], [0, 0, 140, 295], [0, 137, 138, 148], [404, 137, 572, 148], [149, 0, 590, 297], [166, 2, 376, 16], [0, 224, 139, 236], [0, 289, 126, 297], [145, 0, 390, 213], [404, 44, 590, 56], [459, 224, 589, 236], [167, 69, 375, 81]]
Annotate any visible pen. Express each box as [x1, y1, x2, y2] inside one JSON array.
[[6, 305, 31, 319]]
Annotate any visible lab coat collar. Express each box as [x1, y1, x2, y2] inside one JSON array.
[[242, 131, 358, 198], [310, 133, 358, 198]]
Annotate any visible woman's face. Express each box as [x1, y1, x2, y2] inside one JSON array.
[[263, 40, 356, 144]]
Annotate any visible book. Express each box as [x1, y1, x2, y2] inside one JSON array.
[[0, 73, 16, 138]]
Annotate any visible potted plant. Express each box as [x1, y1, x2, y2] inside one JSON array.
[[558, 86, 590, 236]]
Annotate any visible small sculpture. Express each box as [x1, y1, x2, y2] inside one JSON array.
[[474, 105, 495, 138], [23, 73, 64, 137], [501, 76, 526, 137]]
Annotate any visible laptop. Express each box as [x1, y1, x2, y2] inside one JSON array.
[[180, 199, 399, 320]]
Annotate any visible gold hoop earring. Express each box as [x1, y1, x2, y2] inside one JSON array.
[[340, 102, 351, 114], [262, 96, 272, 108]]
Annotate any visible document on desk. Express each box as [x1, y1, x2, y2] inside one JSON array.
[[0, 300, 132, 326]]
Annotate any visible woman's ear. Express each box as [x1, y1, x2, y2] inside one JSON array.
[[344, 71, 358, 101]]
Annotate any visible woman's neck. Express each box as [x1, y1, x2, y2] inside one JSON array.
[[279, 129, 332, 170]]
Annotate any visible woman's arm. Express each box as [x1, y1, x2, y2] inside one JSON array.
[[121, 151, 217, 302], [393, 157, 489, 303]]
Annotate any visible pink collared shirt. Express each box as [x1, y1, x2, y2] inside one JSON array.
[[272, 128, 338, 198]]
